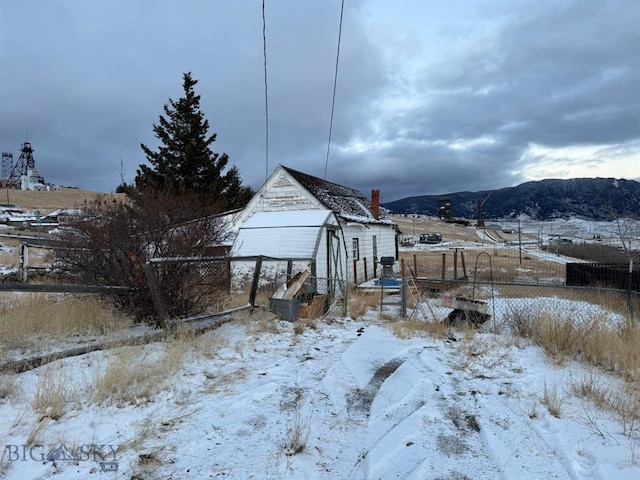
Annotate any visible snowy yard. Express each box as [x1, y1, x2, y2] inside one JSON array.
[[1, 299, 640, 479]]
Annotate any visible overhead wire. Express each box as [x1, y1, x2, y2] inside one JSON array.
[[323, 0, 345, 180], [262, 0, 270, 181]]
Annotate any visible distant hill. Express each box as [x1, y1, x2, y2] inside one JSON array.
[[382, 178, 640, 220], [1, 188, 115, 215]]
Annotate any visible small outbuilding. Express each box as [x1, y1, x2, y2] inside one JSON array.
[[232, 165, 399, 288]]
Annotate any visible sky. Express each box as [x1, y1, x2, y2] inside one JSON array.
[[1, 0, 639, 203]]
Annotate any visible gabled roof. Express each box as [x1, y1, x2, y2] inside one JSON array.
[[282, 166, 393, 225]]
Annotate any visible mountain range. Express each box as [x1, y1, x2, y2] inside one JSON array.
[[381, 178, 640, 221]]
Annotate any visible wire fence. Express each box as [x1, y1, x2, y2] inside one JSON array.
[[142, 250, 639, 327], [399, 281, 640, 333], [393, 245, 640, 328]]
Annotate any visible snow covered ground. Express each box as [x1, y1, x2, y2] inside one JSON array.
[[1, 299, 639, 479]]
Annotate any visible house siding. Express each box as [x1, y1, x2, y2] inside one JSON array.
[[242, 173, 320, 218], [342, 223, 397, 283]]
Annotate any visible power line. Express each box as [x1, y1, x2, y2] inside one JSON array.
[[262, 0, 270, 182], [324, 0, 345, 180]]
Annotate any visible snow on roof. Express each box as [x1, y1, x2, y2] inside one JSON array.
[[233, 210, 336, 258], [282, 166, 394, 226]]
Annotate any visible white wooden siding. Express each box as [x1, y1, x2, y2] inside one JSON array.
[[342, 223, 397, 283]]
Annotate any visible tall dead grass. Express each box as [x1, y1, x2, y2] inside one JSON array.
[[347, 288, 380, 320], [0, 294, 129, 351], [392, 320, 449, 339], [32, 364, 76, 420], [92, 341, 186, 406], [506, 302, 640, 382]]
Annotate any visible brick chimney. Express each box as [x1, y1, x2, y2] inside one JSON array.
[[371, 189, 380, 219]]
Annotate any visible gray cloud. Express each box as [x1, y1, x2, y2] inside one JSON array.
[[1, 0, 638, 204]]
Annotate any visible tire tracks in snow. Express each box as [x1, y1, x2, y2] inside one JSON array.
[[343, 333, 595, 480]]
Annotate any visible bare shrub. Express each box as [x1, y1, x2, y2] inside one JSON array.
[[54, 188, 230, 325]]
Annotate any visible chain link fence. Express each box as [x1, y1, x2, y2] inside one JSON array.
[[396, 246, 640, 329]]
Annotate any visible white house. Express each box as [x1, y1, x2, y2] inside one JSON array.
[[232, 165, 398, 287]]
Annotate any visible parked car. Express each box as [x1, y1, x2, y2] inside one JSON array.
[[419, 233, 442, 244]]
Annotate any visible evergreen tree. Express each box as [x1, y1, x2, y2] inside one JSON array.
[[136, 72, 253, 209]]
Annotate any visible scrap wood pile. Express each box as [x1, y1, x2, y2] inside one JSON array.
[[270, 270, 327, 320]]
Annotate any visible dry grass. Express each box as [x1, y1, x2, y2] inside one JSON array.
[[392, 320, 449, 339], [506, 301, 640, 381], [0, 294, 129, 351], [541, 382, 564, 418], [571, 374, 640, 439], [26, 417, 50, 447], [508, 299, 640, 436], [399, 247, 565, 283], [294, 318, 318, 335], [348, 288, 379, 320], [3, 188, 116, 215], [0, 250, 18, 269], [0, 374, 18, 400], [194, 330, 231, 359], [92, 343, 185, 407], [457, 332, 512, 370], [283, 390, 311, 457], [32, 365, 75, 420], [203, 367, 248, 394]]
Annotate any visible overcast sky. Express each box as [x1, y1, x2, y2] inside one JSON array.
[[1, 0, 639, 203]]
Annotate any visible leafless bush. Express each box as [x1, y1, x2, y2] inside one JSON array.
[[53, 188, 230, 324]]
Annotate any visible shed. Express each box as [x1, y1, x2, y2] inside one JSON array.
[[232, 209, 344, 295]]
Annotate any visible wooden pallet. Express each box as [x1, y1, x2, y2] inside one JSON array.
[[439, 294, 488, 314]]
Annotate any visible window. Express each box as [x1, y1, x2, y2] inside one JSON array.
[[372, 235, 378, 259], [352, 238, 360, 260]]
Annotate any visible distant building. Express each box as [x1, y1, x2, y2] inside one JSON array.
[[439, 197, 452, 220]]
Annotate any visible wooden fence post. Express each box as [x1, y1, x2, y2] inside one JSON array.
[[441, 253, 446, 280], [249, 256, 263, 307], [461, 251, 467, 279], [453, 249, 458, 280], [363, 257, 368, 281], [142, 262, 169, 328]]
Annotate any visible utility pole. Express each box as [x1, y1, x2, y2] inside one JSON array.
[[518, 219, 522, 265]]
